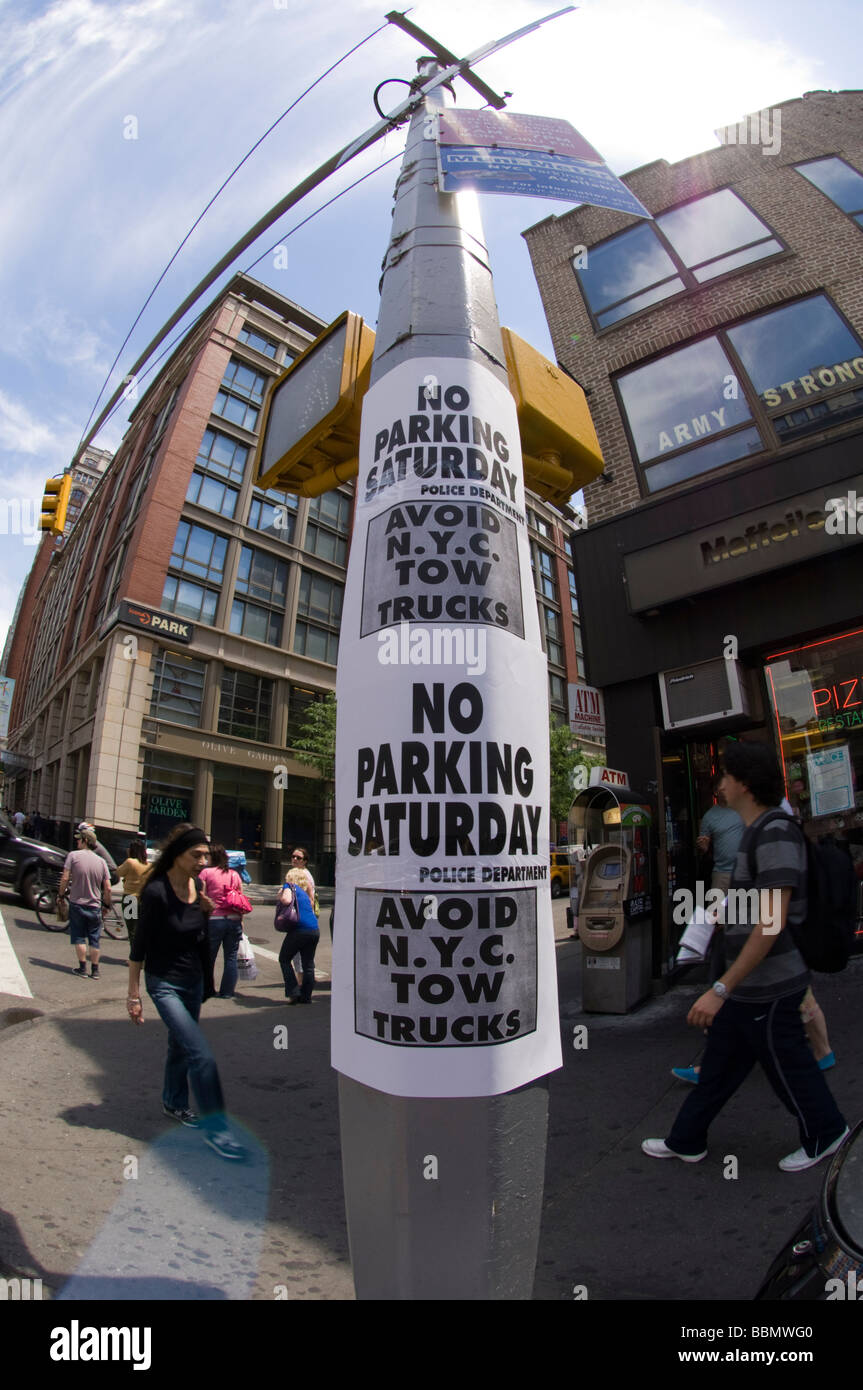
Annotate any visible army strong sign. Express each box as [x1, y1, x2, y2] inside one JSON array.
[[332, 357, 562, 1097]]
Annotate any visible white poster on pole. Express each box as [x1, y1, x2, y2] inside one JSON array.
[[333, 357, 562, 1098]]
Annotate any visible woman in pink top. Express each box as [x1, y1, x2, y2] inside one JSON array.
[[199, 844, 246, 999]]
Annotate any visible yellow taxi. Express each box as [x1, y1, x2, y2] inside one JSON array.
[[550, 849, 572, 899]]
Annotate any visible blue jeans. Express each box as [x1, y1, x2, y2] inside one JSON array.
[[278, 929, 319, 1001], [146, 973, 226, 1126], [208, 917, 243, 997]]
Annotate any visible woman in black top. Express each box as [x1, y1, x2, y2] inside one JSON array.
[[127, 824, 246, 1162]]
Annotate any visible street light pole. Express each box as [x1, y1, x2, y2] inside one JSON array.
[[334, 59, 561, 1300]]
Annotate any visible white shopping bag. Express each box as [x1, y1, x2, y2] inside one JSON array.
[[237, 933, 259, 981]]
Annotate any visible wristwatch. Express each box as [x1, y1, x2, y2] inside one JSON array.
[[712, 981, 728, 999]]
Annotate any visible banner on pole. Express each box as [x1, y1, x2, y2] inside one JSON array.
[[333, 357, 563, 1097], [436, 109, 652, 218]]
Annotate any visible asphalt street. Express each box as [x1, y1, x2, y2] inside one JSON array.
[[1, 885, 861, 1305]]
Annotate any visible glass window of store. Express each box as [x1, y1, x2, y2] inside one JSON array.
[[616, 294, 863, 494], [765, 629, 863, 868], [211, 767, 268, 858], [141, 749, 196, 843]]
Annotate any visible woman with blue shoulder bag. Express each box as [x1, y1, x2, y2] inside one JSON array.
[[275, 866, 319, 1005]]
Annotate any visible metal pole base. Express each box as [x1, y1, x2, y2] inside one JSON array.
[[339, 1075, 550, 1299]]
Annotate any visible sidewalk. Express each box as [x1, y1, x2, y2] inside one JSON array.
[[1, 906, 860, 1300]]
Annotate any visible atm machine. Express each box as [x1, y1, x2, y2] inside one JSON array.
[[568, 767, 653, 1013]]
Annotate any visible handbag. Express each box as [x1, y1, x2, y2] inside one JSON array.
[[223, 887, 252, 914], [274, 887, 299, 932], [237, 933, 258, 981], [222, 870, 252, 915]]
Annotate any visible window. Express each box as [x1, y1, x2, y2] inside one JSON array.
[[248, 488, 297, 541], [186, 470, 239, 518], [725, 294, 863, 443], [238, 325, 279, 357], [197, 428, 248, 484], [795, 157, 863, 228], [234, 545, 287, 606], [304, 490, 350, 565], [575, 189, 783, 328], [162, 575, 218, 624], [168, 521, 227, 584], [214, 359, 268, 432], [230, 598, 282, 645], [616, 336, 761, 491], [150, 651, 206, 727], [141, 749, 196, 840], [230, 545, 287, 645], [567, 568, 579, 616], [162, 521, 226, 623], [616, 294, 863, 494], [549, 673, 566, 709], [294, 571, 343, 665], [542, 606, 564, 666], [219, 668, 273, 742], [535, 547, 557, 601]]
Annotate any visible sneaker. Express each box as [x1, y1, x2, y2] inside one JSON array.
[[163, 1105, 200, 1128], [671, 1066, 700, 1085], [73, 963, 87, 977], [778, 1127, 850, 1172], [203, 1130, 247, 1162], [817, 1051, 836, 1071], [642, 1138, 707, 1163], [90, 967, 100, 979]]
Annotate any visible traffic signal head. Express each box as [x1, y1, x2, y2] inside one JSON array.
[[501, 328, 604, 507], [255, 311, 375, 497], [39, 474, 72, 535]]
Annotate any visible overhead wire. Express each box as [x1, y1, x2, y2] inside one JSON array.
[[77, 17, 391, 448], [91, 147, 405, 442]]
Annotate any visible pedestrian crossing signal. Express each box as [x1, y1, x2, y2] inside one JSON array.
[[39, 475, 72, 535]]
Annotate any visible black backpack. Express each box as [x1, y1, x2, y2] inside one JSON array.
[[747, 811, 858, 973]]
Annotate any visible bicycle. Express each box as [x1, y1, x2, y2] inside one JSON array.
[[36, 887, 128, 940]]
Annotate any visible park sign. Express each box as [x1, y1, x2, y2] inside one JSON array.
[[435, 109, 652, 218]]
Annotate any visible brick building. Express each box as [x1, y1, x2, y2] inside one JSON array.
[[3, 274, 591, 876], [523, 89, 863, 972]]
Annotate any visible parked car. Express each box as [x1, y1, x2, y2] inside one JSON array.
[[550, 849, 572, 899], [0, 809, 68, 908], [755, 1119, 863, 1299]]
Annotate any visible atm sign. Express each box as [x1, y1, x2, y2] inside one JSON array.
[[589, 766, 629, 789]]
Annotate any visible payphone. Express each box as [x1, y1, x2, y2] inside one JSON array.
[[568, 767, 653, 1013]]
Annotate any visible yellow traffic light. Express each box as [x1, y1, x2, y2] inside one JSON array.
[[500, 328, 604, 507], [255, 311, 375, 497], [255, 314, 604, 507], [39, 474, 72, 535]]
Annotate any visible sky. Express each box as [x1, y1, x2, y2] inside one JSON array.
[[1, 0, 861, 658]]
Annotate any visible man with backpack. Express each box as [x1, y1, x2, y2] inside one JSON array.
[[644, 741, 849, 1173]]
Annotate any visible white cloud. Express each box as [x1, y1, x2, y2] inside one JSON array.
[[0, 390, 79, 462]]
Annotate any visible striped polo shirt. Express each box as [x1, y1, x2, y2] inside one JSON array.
[[724, 808, 810, 1003]]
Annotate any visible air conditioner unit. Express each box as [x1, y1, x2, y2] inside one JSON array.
[[658, 658, 751, 731]]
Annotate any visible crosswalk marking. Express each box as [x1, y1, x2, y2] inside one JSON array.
[[0, 907, 33, 998]]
